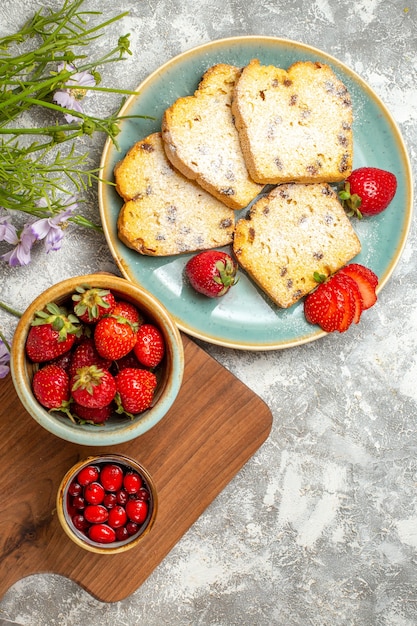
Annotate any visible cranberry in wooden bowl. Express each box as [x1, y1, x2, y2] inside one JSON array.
[[10, 274, 184, 446], [57, 454, 157, 554]]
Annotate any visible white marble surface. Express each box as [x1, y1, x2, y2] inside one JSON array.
[[1, 0, 417, 624]]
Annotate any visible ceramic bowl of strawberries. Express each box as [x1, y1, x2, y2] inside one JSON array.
[[57, 453, 157, 553], [10, 274, 184, 445]]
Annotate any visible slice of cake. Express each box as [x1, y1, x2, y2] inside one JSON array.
[[115, 133, 235, 256], [161, 63, 264, 210], [233, 183, 361, 308], [231, 59, 353, 185]]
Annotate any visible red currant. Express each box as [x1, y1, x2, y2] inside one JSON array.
[[116, 489, 128, 506], [136, 487, 150, 501], [126, 521, 139, 536], [68, 481, 82, 497], [84, 482, 105, 505], [88, 523, 116, 544], [123, 471, 142, 494], [100, 464, 123, 492], [107, 505, 128, 529], [103, 493, 117, 509], [72, 514, 89, 531], [126, 499, 148, 524], [72, 495, 85, 510], [115, 526, 129, 541], [77, 465, 99, 486], [84, 504, 109, 524]]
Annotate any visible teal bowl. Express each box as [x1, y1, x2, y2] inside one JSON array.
[[10, 274, 184, 446]]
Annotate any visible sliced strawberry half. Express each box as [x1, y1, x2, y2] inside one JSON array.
[[304, 279, 344, 333], [345, 263, 378, 289], [333, 273, 363, 325], [331, 274, 356, 332], [338, 264, 378, 310]]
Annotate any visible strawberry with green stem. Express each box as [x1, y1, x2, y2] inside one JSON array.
[[72, 285, 116, 324], [115, 368, 157, 417], [339, 167, 397, 218], [185, 250, 238, 298], [94, 314, 138, 361], [134, 323, 165, 368], [25, 302, 81, 362], [304, 263, 378, 333], [32, 363, 71, 411], [71, 365, 117, 409]]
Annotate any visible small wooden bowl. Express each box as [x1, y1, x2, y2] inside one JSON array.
[[57, 454, 157, 554]]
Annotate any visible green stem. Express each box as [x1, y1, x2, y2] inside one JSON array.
[[0, 330, 11, 352], [0, 301, 22, 319]]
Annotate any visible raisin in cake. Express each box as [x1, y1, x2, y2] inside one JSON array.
[[115, 133, 235, 256], [231, 59, 353, 185], [233, 183, 361, 308], [161, 63, 264, 210]]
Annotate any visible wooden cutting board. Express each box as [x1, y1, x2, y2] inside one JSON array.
[[0, 334, 272, 603]]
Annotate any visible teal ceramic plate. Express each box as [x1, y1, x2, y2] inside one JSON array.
[[98, 37, 413, 350]]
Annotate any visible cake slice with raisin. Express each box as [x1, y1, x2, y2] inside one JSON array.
[[162, 63, 264, 210], [115, 132, 235, 256], [231, 59, 353, 185], [233, 183, 361, 308]]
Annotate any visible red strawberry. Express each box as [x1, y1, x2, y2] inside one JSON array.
[[330, 274, 356, 332], [71, 402, 113, 424], [338, 264, 378, 310], [337, 273, 363, 324], [304, 277, 345, 333], [71, 365, 117, 409], [113, 351, 142, 372], [72, 285, 116, 323], [305, 263, 378, 333], [112, 300, 143, 326], [69, 338, 112, 379], [32, 364, 70, 410], [185, 250, 238, 297], [339, 167, 397, 217], [133, 323, 165, 368], [94, 315, 137, 361], [49, 350, 73, 372], [25, 302, 81, 362], [115, 368, 157, 416]]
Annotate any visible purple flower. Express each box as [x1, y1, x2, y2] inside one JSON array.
[[53, 62, 96, 122], [0, 222, 36, 266], [0, 340, 10, 379], [0, 215, 17, 244], [31, 197, 77, 253]]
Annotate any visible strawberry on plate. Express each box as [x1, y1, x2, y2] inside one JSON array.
[[115, 368, 157, 416], [133, 323, 165, 368], [339, 167, 397, 218], [304, 263, 378, 333], [338, 263, 378, 310], [185, 250, 238, 298], [25, 302, 81, 362], [304, 275, 345, 333]]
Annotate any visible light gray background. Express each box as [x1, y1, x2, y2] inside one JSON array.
[[0, 1, 416, 624]]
